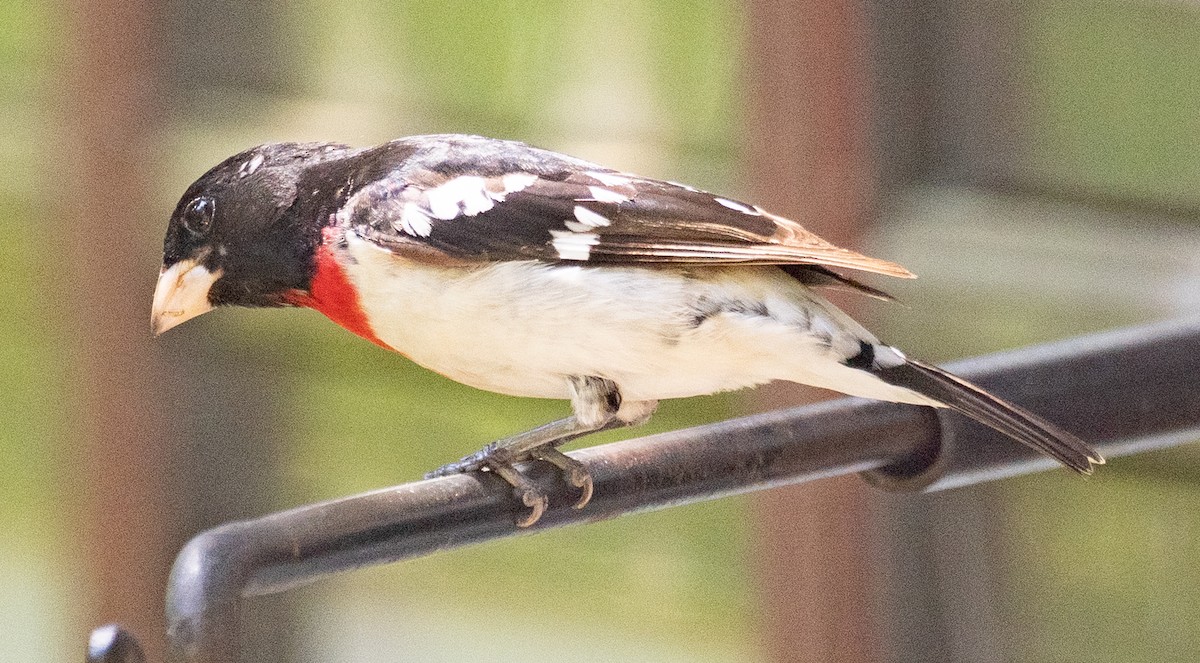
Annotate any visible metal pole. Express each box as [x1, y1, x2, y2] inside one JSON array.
[[64, 1, 174, 658], [745, 0, 882, 657], [86, 317, 1200, 663]]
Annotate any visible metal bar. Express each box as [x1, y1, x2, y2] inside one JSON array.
[[85, 317, 1200, 663]]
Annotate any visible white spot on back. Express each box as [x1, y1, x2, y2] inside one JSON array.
[[589, 171, 632, 187], [501, 172, 538, 194], [550, 230, 600, 260], [588, 186, 630, 204], [714, 197, 762, 215], [237, 154, 265, 178]]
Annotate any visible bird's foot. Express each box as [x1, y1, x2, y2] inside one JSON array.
[[425, 442, 593, 527], [529, 446, 593, 509], [483, 461, 548, 528]]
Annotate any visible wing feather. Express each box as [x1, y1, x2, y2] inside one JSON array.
[[338, 144, 914, 279]]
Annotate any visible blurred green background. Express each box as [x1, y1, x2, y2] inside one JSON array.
[[2, 1, 1199, 661]]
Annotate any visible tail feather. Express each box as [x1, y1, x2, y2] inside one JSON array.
[[874, 357, 1104, 474]]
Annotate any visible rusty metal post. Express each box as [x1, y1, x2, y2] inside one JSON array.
[[744, 0, 884, 660], [63, 2, 173, 660]]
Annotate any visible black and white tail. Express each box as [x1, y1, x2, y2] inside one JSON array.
[[873, 355, 1104, 474]]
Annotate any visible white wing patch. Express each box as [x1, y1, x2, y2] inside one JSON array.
[[714, 197, 762, 215], [588, 185, 631, 204], [665, 180, 701, 193], [426, 176, 494, 219], [564, 205, 612, 232], [400, 202, 433, 237], [550, 230, 600, 260], [359, 172, 543, 237], [501, 172, 538, 192], [587, 171, 633, 187]]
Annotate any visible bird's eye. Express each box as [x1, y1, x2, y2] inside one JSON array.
[[182, 197, 215, 235]]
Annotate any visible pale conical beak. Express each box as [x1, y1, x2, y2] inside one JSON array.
[[151, 259, 222, 335]]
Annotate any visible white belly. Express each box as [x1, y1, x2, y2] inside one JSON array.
[[341, 232, 922, 405]]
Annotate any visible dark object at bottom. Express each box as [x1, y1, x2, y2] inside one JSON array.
[[88, 624, 146, 663]]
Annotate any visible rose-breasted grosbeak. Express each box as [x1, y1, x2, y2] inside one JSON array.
[[152, 134, 1102, 526]]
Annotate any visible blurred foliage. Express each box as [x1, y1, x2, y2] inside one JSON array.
[[0, 0, 64, 549], [1026, 1, 1200, 207], [0, 0, 79, 658], [1017, 8, 1200, 660], [1009, 473, 1200, 662]]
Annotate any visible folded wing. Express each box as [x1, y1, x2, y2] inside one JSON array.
[[340, 158, 914, 279]]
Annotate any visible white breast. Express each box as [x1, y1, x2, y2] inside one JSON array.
[[340, 231, 928, 405]]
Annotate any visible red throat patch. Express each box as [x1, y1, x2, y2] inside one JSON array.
[[289, 229, 392, 351]]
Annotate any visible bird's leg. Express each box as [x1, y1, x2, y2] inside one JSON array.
[[426, 377, 649, 527], [425, 415, 606, 477]]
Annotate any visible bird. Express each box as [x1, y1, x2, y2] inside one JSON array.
[[152, 133, 1103, 526]]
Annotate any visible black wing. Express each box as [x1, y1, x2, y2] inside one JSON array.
[[337, 135, 915, 279]]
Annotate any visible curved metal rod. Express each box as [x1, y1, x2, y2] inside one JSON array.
[[86, 317, 1200, 663]]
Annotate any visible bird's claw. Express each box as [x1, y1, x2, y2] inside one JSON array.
[[484, 461, 548, 527], [427, 444, 593, 526], [530, 446, 594, 509]]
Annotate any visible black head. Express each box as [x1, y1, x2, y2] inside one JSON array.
[[152, 142, 355, 334]]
